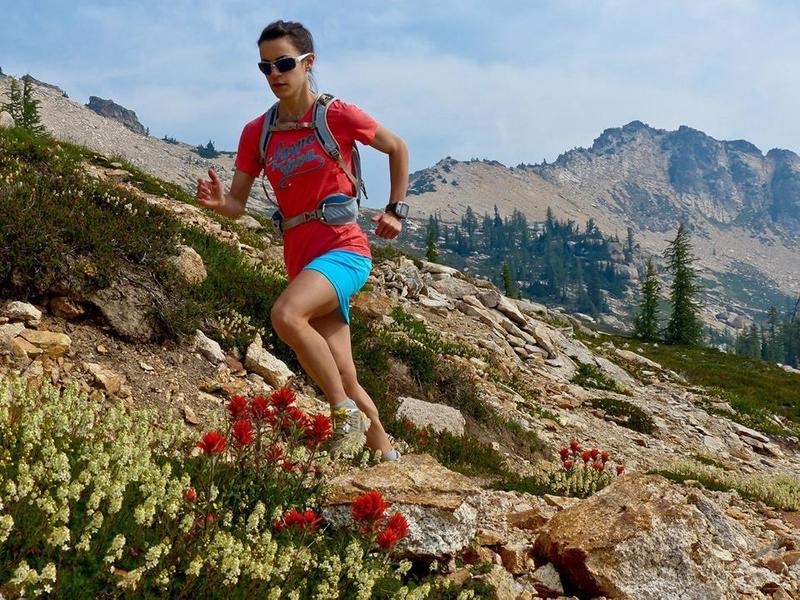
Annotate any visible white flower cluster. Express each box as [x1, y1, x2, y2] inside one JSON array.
[[0, 374, 427, 597], [217, 308, 267, 346], [663, 459, 800, 511]]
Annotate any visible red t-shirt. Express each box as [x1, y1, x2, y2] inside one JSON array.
[[234, 99, 377, 280]]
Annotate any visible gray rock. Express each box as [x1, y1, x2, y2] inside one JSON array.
[[244, 334, 294, 388], [322, 454, 479, 557], [193, 329, 226, 365], [236, 214, 263, 230], [430, 276, 479, 300], [397, 396, 466, 436], [0, 110, 14, 128], [495, 295, 527, 326], [85, 95, 147, 135], [168, 244, 207, 284], [477, 289, 501, 309], [3, 301, 42, 326], [615, 348, 662, 370]]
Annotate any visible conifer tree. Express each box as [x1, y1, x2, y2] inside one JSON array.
[[663, 223, 703, 345], [2, 76, 45, 134], [501, 261, 518, 299], [425, 216, 439, 263], [634, 257, 661, 341]]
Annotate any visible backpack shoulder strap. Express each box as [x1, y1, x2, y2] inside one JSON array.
[[313, 93, 367, 204], [258, 101, 280, 165]]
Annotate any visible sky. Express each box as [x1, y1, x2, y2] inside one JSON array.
[[2, 0, 800, 208]]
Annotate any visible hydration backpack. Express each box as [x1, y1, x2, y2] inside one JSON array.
[[258, 93, 368, 235]]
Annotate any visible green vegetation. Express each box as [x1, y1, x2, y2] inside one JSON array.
[[651, 460, 800, 511], [1, 76, 45, 134], [633, 257, 661, 342], [571, 362, 629, 395], [386, 205, 634, 316], [663, 223, 703, 345], [588, 397, 655, 434], [195, 139, 220, 159], [584, 333, 800, 436]]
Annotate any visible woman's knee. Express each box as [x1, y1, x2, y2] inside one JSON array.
[[270, 301, 304, 343]]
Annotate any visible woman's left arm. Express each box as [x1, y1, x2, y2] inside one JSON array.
[[368, 125, 409, 240]]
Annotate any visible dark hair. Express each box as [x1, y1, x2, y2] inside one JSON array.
[[257, 20, 314, 54]]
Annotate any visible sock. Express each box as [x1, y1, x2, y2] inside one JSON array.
[[383, 448, 401, 462], [332, 398, 359, 411]]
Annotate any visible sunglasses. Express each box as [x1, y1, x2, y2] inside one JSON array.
[[258, 53, 311, 76]]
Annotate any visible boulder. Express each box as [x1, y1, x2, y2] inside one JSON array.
[[236, 214, 263, 230], [83, 362, 128, 397], [244, 334, 293, 388], [49, 296, 85, 319], [534, 474, 772, 599], [614, 348, 662, 370], [477, 289, 501, 309], [396, 396, 466, 436], [194, 329, 226, 365], [88, 278, 159, 341], [495, 296, 527, 326], [18, 329, 71, 357], [0, 110, 14, 128], [168, 244, 207, 284], [419, 260, 458, 276], [430, 276, 479, 300], [3, 301, 42, 326], [322, 454, 480, 557]]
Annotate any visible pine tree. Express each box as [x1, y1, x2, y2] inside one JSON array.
[[663, 223, 703, 345], [425, 216, 439, 263], [634, 257, 661, 341], [501, 261, 518, 299], [2, 76, 45, 134]]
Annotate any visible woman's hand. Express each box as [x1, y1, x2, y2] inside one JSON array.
[[196, 168, 225, 211], [370, 211, 402, 240]]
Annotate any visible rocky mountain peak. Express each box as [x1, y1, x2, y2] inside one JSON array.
[[85, 95, 147, 136]]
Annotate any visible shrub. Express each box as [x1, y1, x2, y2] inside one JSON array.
[[588, 396, 656, 434], [651, 460, 800, 511], [0, 377, 431, 599], [502, 440, 624, 498], [571, 362, 629, 395]]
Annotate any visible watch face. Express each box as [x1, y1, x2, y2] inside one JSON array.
[[395, 203, 409, 218]]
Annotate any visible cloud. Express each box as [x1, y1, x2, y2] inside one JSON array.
[[2, 0, 800, 208]]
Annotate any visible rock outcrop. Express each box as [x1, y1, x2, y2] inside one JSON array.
[[85, 96, 147, 135]]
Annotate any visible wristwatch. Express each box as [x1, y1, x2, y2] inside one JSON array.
[[385, 201, 410, 220]]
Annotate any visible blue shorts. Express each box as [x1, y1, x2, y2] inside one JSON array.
[[303, 250, 372, 324]]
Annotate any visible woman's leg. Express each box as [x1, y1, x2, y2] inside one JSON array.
[[270, 269, 349, 405], [309, 309, 394, 454]]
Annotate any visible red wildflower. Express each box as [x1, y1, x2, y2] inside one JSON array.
[[352, 490, 391, 526], [569, 439, 581, 453], [376, 512, 409, 551], [403, 418, 414, 431], [282, 460, 295, 472], [590, 448, 600, 460], [305, 413, 333, 448], [185, 487, 197, 502], [559, 447, 570, 460], [601, 451, 610, 463], [250, 395, 272, 422], [272, 518, 285, 532], [278, 406, 311, 435], [232, 418, 254, 447], [265, 445, 284, 464], [563, 459, 574, 470], [581, 450, 592, 464], [228, 395, 248, 420], [616, 465, 625, 475], [206, 512, 215, 523], [196, 431, 226, 455], [283, 508, 323, 533], [271, 387, 296, 411], [591, 460, 605, 471]]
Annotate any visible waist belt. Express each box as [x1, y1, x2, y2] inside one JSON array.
[[272, 193, 359, 236]]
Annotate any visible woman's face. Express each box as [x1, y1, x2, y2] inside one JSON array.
[[258, 37, 314, 99]]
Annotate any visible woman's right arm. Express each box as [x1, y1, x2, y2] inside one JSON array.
[[196, 168, 255, 219]]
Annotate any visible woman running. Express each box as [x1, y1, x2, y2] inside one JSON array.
[[196, 20, 410, 461]]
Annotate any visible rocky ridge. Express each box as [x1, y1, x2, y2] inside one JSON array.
[[1, 158, 800, 598], [85, 95, 147, 135], [406, 125, 800, 328], [0, 74, 274, 215]]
